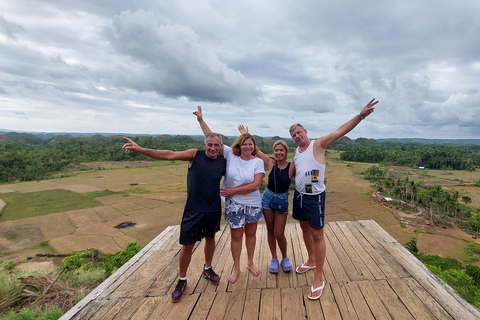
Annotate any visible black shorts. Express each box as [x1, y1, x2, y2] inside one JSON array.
[[179, 210, 221, 245], [292, 190, 325, 229]]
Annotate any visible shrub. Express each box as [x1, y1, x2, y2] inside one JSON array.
[[0, 270, 23, 315], [428, 265, 480, 308], [67, 268, 106, 288], [404, 238, 419, 254], [462, 243, 480, 264], [100, 242, 144, 277], [466, 265, 480, 287], [416, 255, 463, 271]]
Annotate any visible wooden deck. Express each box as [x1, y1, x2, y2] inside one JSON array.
[[60, 220, 480, 319]]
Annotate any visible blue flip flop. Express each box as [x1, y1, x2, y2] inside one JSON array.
[[269, 259, 279, 273], [281, 258, 293, 272]]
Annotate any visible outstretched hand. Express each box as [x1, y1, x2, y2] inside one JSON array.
[[193, 105, 203, 121], [359, 98, 379, 119], [122, 137, 140, 153], [238, 124, 249, 135]]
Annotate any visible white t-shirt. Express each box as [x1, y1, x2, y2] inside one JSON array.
[[222, 145, 265, 207]]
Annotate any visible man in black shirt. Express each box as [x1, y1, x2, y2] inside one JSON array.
[[123, 133, 226, 303]]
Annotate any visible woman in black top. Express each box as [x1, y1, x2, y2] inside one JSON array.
[[239, 126, 295, 273]]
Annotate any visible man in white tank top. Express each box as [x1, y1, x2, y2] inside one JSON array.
[[289, 98, 379, 300]]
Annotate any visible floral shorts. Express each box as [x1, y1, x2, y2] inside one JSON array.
[[225, 198, 263, 229]]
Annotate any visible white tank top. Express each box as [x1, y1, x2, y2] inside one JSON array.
[[294, 141, 326, 195]]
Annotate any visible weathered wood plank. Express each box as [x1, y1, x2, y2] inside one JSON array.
[[259, 288, 281, 320], [87, 299, 118, 320], [373, 279, 414, 319], [206, 291, 230, 320], [163, 292, 200, 319], [344, 220, 398, 280], [98, 299, 130, 320], [144, 296, 172, 320], [190, 290, 217, 319], [324, 229, 349, 283], [224, 290, 247, 320], [383, 241, 480, 320], [317, 283, 342, 320], [291, 223, 309, 287], [130, 297, 163, 320], [335, 221, 385, 280], [331, 282, 359, 320], [356, 280, 392, 320], [402, 277, 454, 320], [387, 278, 436, 320], [302, 286, 325, 320], [343, 282, 375, 320], [61, 221, 480, 320], [354, 221, 410, 278], [242, 289, 261, 320], [281, 287, 305, 319], [114, 298, 150, 320]]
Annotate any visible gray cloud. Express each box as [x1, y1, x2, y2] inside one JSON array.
[[0, 0, 479, 138]]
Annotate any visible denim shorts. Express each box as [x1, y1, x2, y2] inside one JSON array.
[[261, 187, 289, 213], [292, 190, 325, 229], [225, 198, 263, 229]]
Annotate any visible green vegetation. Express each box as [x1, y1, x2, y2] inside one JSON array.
[[0, 242, 144, 318], [0, 133, 205, 183], [362, 165, 480, 233], [339, 139, 480, 170], [405, 238, 480, 308], [0, 190, 114, 222]]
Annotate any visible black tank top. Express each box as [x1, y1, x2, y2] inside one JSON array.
[[266, 162, 292, 194], [184, 150, 226, 212]]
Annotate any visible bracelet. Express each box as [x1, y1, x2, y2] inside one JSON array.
[[359, 114, 365, 120]]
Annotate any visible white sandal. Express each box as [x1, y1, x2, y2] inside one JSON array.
[[308, 281, 325, 300]]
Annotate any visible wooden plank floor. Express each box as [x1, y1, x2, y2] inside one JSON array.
[[60, 220, 480, 319]]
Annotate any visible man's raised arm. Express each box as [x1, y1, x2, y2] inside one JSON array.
[[317, 98, 379, 149], [122, 137, 197, 162], [193, 106, 213, 137]]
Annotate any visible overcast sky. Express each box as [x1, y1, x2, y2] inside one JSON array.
[[1, 1, 479, 139]]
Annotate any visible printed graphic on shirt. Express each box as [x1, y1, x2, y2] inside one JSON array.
[[305, 184, 312, 193], [311, 170, 319, 183]]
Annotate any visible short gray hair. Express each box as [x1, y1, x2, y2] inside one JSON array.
[[205, 132, 223, 144]]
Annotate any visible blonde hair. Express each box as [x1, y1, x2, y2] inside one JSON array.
[[289, 123, 304, 132], [231, 133, 259, 156], [273, 140, 289, 153]]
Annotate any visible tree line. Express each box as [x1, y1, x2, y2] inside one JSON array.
[[0, 132, 290, 183], [337, 139, 480, 171]]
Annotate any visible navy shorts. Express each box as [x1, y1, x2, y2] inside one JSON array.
[[179, 210, 221, 245], [292, 190, 325, 229]]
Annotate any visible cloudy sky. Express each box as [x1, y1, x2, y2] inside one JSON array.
[[1, 1, 479, 139]]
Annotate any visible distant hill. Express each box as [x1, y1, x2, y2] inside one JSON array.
[[2, 129, 480, 145], [377, 138, 480, 145]]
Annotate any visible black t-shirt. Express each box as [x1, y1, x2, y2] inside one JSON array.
[[267, 162, 292, 194], [184, 150, 226, 212]]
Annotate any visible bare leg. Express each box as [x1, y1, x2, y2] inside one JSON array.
[[204, 237, 215, 268], [309, 227, 326, 298], [228, 227, 243, 283], [298, 220, 315, 268], [179, 243, 195, 278], [263, 209, 277, 259], [244, 222, 260, 276], [274, 211, 288, 259]]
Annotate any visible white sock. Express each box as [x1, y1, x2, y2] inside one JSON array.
[[179, 277, 187, 281]]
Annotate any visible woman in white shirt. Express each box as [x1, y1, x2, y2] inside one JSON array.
[[195, 106, 265, 283]]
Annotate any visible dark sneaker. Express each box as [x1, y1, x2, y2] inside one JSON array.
[[171, 279, 187, 303], [202, 267, 220, 285]]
